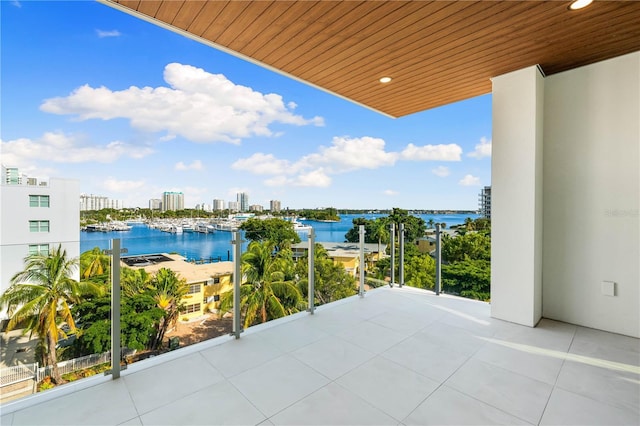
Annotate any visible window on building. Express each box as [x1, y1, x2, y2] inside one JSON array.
[[187, 283, 201, 294], [29, 195, 50, 207], [29, 220, 50, 232], [181, 303, 201, 314], [213, 277, 221, 284], [28, 244, 49, 256]]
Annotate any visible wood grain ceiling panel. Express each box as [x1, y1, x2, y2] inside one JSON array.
[[105, 0, 640, 117]]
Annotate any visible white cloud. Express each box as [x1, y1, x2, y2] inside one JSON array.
[[11, 1, 21, 8], [175, 160, 203, 171], [400, 143, 462, 161], [0, 132, 153, 166], [468, 137, 492, 159], [459, 174, 481, 186], [383, 189, 398, 196], [236, 136, 468, 189], [232, 153, 292, 175], [96, 29, 121, 38], [40, 63, 324, 144], [303, 136, 399, 173], [432, 166, 450, 177], [102, 178, 145, 193]]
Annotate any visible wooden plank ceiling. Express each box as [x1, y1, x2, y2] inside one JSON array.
[[103, 0, 640, 117]]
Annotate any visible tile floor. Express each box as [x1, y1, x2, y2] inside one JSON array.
[[1, 286, 638, 425]]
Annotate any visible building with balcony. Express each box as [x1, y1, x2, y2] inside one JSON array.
[[0, 172, 80, 316], [212, 199, 225, 211], [79, 194, 123, 211], [148, 198, 162, 211], [121, 254, 233, 320], [478, 186, 491, 219]]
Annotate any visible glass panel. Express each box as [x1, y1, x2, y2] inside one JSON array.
[[29, 195, 38, 207], [29, 221, 39, 232], [41, 221, 49, 232], [40, 195, 50, 207]]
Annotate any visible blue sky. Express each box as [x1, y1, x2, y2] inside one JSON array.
[[1, 1, 492, 210]]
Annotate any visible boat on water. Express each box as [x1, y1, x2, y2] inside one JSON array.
[[83, 222, 132, 232]]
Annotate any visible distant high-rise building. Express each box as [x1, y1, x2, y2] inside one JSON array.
[[228, 201, 239, 212], [149, 198, 162, 211], [2, 166, 22, 185], [270, 200, 281, 212], [80, 194, 124, 211], [478, 186, 491, 219], [162, 191, 184, 211], [237, 192, 249, 212], [249, 204, 263, 212], [213, 199, 225, 211]]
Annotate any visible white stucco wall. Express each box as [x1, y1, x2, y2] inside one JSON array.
[[0, 178, 80, 313], [491, 66, 545, 327], [542, 52, 639, 337]]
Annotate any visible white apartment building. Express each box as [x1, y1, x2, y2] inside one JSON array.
[[270, 200, 281, 212], [237, 192, 249, 212], [212, 199, 225, 211], [249, 204, 263, 212], [0, 173, 80, 317], [79, 194, 123, 211], [162, 191, 184, 211], [149, 198, 162, 210], [227, 201, 239, 212], [478, 186, 491, 219]]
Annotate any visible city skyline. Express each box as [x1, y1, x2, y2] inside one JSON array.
[[1, 1, 492, 210]]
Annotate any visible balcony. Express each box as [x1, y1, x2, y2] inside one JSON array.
[[2, 285, 638, 425]]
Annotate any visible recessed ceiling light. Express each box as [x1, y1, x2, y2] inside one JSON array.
[[379, 77, 392, 84], [568, 0, 593, 10]]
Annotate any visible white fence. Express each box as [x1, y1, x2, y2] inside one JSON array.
[[0, 363, 38, 386], [37, 352, 110, 381], [0, 351, 110, 386]]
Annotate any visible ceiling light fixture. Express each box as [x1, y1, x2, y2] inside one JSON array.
[[568, 0, 593, 10], [379, 77, 392, 84]]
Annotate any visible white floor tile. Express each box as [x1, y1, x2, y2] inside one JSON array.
[[368, 309, 439, 336], [11, 379, 138, 425], [573, 326, 640, 353], [336, 356, 439, 421], [446, 358, 552, 424], [415, 323, 488, 357], [474, 340, 565, 385], [270, 382, 397, 425], [199, 333, 283, 378], [118, 417, 142, 425], [123, 352, 224, 415], [540, 387, 639, 425], [336, 320, 407, 354], [229, 354, 329, 418], [304, 309, 366, 335], [381, 335, 470, 383], [556, 359, 640, 414], [139, 380, 265, 425], [1, 413, 14, 425], [403, 385, 532, 425], [257, 319, 329, 353], [569, 339, 640, 367], [495, 319, 576, 352], [291, 335, 375, 380]]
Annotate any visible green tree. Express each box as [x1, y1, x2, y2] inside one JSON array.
[[70, 294, 164, 355], [404, 254, 436, 290], [296, 244, 356, 305], [0, 246, 102, 383], [120, 267, 152, 298], [442, 232, 491, 262], [240, 217, 301, 251], [80, 247, 110, 283], [220, 241, 303, 328], [442, 259, 491, 301]]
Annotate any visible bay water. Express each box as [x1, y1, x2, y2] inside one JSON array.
[[80, 213, 478, 262]]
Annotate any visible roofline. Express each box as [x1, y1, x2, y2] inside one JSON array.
[[98, 0, 396, 119]]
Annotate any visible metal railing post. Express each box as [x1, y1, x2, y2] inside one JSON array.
[[231, 231, 243, 339], [435, 223, 442, 295], [390, 223, 395, 287], [359, 225, 365, 297], [110, 239, 121, 379], [399, 223, 405, 288], [308, 228, 315, 314]]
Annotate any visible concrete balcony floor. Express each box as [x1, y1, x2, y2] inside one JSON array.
[[1, 286, 639, 425]]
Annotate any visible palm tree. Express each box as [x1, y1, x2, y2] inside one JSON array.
[[221, 241, 303, 328], [120, 267, 151, 298], [147, 268, 187, 349], [371, 219, 390, 262], [0, 245, 101, 384], [427, 218, 435, 229], [80, 246, 110, 283]]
